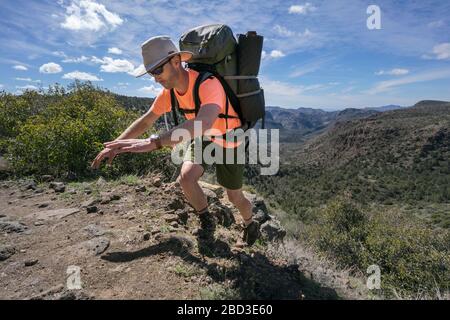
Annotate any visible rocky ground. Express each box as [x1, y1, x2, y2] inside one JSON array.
[[0, 174, 367, 300]]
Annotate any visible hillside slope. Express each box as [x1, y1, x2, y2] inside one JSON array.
[[296, 100, 450, 169], [0, 175, 366, 300]]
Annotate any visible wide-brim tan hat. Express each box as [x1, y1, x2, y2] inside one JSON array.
[[135, 35, 193, 77]]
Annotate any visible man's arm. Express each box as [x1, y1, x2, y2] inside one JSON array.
[[116, 105, 161, 140], [90, 105, 163, 169], [159, 104, 221, 147]]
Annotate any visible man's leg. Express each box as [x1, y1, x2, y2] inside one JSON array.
[[226, 188, 260, 246], [226, 188, 253, 225], [177, 160, 215, 240], [177, 160, 207, 211]]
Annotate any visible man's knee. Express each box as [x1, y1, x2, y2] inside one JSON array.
[[178, 163, 203, 187]]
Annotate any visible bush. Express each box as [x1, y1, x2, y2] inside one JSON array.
[[307, 197, 449, 298], [2, 82, 174, 179], [362, 215, 449, 297], [313, 197, 369, 268]]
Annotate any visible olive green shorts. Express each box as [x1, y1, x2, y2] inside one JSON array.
[[182, 137, 244, 190]]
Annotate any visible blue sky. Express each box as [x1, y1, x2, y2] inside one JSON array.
[[1, 0, 450, 110]]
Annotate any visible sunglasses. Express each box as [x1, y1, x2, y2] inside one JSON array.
[[148, 58, 171, 76]]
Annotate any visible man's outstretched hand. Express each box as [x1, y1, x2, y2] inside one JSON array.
[[91, 147, 118, 170], [91, 139, 157, 170]]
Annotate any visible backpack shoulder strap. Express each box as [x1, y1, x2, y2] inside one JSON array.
[[193, 71, 241, 130], [193, 71, 214, 117], [170, 89, 179, 126]]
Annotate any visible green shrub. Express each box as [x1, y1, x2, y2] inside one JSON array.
[[2, 82, 175, 179], [313, 197, 369, 268], [362, 215, 449, 296], [307, 197, 449, 298]]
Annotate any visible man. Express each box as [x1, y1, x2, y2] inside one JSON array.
[[91, 36, 260, 246]]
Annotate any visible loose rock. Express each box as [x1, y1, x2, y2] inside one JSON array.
[[0, 220, 28, 233], [24, 259, 39, 267], [86, 206, 98, 214], [0, 245, 16, 261], [49, 182, 65, 193], [80, 237, 110, 256]]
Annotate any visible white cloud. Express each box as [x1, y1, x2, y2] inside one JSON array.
[[375, 68, 410, 76], [13, 65, 28, 71], [91, 56, 136, 73], [368, 68, 450, 94], [15, 77, 32, 82], [39, 63, 63, 74], [289, 3, 317, 15], [271, 25, 316, 53], [117, 82, 129, 86], [53, 51, 67, 58], [16, 85, 39, 91], [61, 0, 123, 32], [15, 78, 41, 83], [273, 25, 297, 37], [62, 71, 103, 81], [0, 84, 3, 89], [101, 58, 135, 73], [90, 56, 104, 64], [431, 43, 450, 60], [62, 55, 90, 63], [269, 50, 285, 58], [108, 47, 123, 55], [138, 85, 161, 96], [262, 50, 286, 60]]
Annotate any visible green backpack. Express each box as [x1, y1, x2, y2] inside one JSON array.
[[169, 24, 265, 132]]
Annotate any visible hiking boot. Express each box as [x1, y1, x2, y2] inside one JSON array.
[[198, 211, 216, 239], [242, 220, 260, 246]]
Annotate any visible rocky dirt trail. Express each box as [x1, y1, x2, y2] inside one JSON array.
[[0, 175, 364, 300]]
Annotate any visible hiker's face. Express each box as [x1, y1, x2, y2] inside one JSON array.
[[153, 56, 180, 89]]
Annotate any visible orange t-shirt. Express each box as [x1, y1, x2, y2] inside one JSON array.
[[151, 69, 242, 148]]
